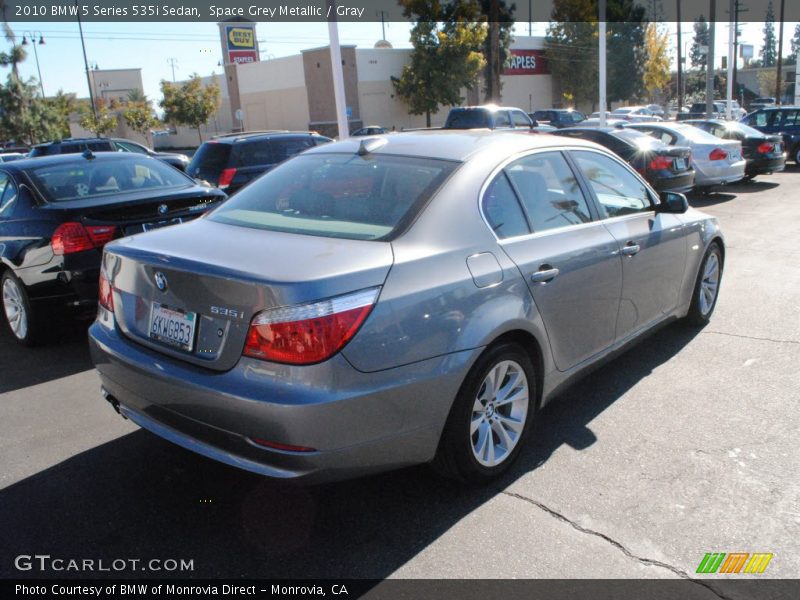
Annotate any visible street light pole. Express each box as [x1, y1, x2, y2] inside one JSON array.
[[22, 31, 45, 97], [705, 0, 716, 118], [76, 0, 97, 121], [726, 0, 735, 119], [677, 0, 683, 111], [775, 0, 786, 104]]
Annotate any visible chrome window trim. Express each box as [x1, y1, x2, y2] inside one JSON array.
[[478, 145, 659, 243]]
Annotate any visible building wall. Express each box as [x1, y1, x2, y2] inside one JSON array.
[[88, 68, 143, 104], [237, 55, 310, 131], [303, 46, 362, 137]]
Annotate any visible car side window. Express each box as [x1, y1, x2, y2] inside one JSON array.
[[511, 110, 532, 128], [749, 111, 770, 127], [481, 173, 530, 239], [505, 152, 592, 232], [494, 111, 511, 128], [779, 110, 799, 126], [0, 173, 16, 218], [572, 150, 653, 218], [237, 140, 273, 167], [272, 138, 315, 162]]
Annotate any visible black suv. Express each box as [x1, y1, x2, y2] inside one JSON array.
[[29, 137, 115, 156], [741, 106, 800, 163], [187, 131, 333, 194], [529, 109, 586, 128]]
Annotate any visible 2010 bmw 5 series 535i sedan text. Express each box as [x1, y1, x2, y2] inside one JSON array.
[[88, 131, 724, 484]]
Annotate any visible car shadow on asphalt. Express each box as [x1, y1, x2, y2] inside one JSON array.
[[687, 192, 737, 207], [0, 322, 703, 580], [0, 322, 94, 394], [723, 180, 780, 194]]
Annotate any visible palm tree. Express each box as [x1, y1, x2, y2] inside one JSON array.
[[0, 44, 27, 80], [127, 88, 148, 105]]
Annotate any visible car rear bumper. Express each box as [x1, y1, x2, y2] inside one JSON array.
[[89, 319, 478, 483], [693, 159, 746, 187], [648, 171, 695, 193], [745, 155, 786, 176]]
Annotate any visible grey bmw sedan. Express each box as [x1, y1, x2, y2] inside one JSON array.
[[89, 131, 724, 483]]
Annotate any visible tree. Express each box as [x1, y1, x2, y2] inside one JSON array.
[[606, 1, 647, 104], [0, 44, 26, 81], [546, 0, 598, 108], [122, 102, 159, 146], [0, 76, 63, 144], [480, 0, 515, 103], [160, 74, 221, 143], [643, 24, 670, 101], [791, 24, 800, 60], [79, 103, 118, 137], [760, 1, 776, 68], [758, 69, 778, 98], [690, 16, 709, 71], [48, 90, 76, 139], [392, 0, 487, 126]]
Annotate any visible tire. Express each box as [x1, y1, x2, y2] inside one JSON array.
[[1, 270, 41, 346], [794, 146, 800, 165], [433, 342, 536, 484], [686, 242, 723, 326]]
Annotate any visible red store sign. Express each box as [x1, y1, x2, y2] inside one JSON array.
[[503, 50, 549, 75]]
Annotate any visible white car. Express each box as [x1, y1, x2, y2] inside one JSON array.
[[611, 106, 663, 122], [626, 122, 746, 190]]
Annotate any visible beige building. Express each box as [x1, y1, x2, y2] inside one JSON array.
[[155, 35, 554, 148], [88, 68, 144, 104]]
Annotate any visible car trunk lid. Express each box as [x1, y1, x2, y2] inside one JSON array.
[[104, 218, 394, 371]]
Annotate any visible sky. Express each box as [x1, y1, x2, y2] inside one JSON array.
[[5, 19, 798, 103]]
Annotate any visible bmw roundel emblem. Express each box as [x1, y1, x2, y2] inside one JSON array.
[[154, 272, 168, 292], [157, 204, 168, 216]]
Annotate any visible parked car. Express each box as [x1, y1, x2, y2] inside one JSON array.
[[579, 117, 630, 127], [685, 119, 785, 179], [445, 105, 535, 130], [89, 131, 724, 484], [0, 152, 226, 345], [29, 137, 115, 156], [552, 126, 694, 193], [645, 104, 666, 119], [741, 106, 800, 164], [677, 101, 745, 121], [749, 97, 776, 112], [626, 122, 746, 191], [0, 152, 24, 163], [352, 126, 389, 136], [186, 131, 333, 194], [611, 106, 663, 122], [111, 138, 191, 171], [529, 108, 586, 128]]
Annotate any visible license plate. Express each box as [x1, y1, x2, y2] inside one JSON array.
[[149, 302, 196, 351], [674, 158, 687, 170]]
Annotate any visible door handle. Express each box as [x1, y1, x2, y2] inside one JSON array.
[[530, 266, 560, 283], [620, 243, 641, 257]]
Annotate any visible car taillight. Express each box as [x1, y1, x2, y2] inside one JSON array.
[[243, 287, 381, 365], [757, 142, 774, 154], [709, 148, 728, 161], [98, 270, 113, 312], [218, 168, 237, 189], [649, 156, 673, 170], [52, 222, 117, 255]]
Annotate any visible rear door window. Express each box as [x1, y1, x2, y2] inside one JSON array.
[[505, 152, 593, 232], [0, 172, 14, 218], [270, 137, 315, 162], [494, 111, 511, 128], [482, 173, 530, 239], [235, 140, 274, 167]]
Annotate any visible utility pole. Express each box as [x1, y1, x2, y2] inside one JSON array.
[[706, 0, 716, 118], [727, 0, 735, 119], [167, 57, 178, 82], [677, 0, 683, 111], [599, 0, 607, 126], [732, 0, 748, 106], [376, 10, 387, 41], [76, 0, 97, 122], [486, 0, 500, 103], [775, 0, 785, 103], [528, 0, 532, 36]]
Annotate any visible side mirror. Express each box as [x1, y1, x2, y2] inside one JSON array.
[[658, 191, 689, 214]]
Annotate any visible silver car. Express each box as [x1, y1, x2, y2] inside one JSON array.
[[626, 122, 746, 190], [89, 132, 725, 484]]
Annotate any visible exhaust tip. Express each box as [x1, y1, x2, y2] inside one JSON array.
[[101, 387, 122, 416]]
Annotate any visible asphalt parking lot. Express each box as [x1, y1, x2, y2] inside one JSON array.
[[1, 169, 798, 594]]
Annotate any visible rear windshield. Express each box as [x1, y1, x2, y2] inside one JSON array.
[[209, 153, 458, 241], [673, 124, 724, 144], [446, 110, 492, 129], [612, 129, 662, 148], [719, 121, 767, 137], [28, 157, 192, 202], [189, 142, 232, 172]]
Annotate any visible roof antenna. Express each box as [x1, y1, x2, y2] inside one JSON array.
[[82, 149, 96, 160], [357, 137, 388, 156]]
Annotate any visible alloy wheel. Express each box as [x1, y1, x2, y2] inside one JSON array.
[[470, 360, 529, 467], [699, 252, 720, 316], [2, 277, 28, 340]]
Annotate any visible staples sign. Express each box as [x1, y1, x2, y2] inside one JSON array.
[[504, 50, 548, 75]]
